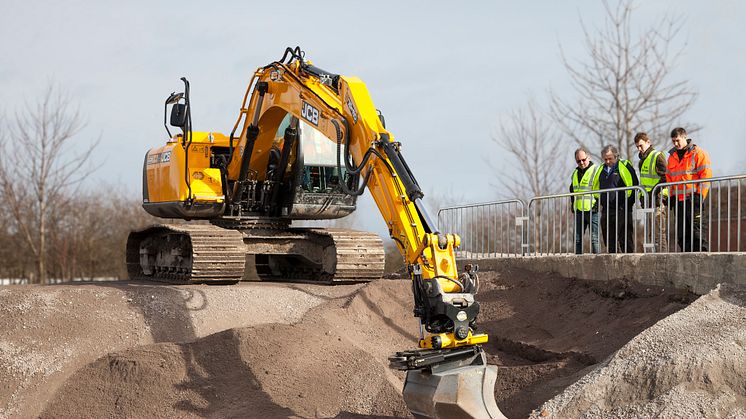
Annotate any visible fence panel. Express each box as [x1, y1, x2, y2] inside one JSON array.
[[526, 185, 649, 255], [437, 200, 526, 259], [440, 174, 745, 260], [651, 174, 746, 253]]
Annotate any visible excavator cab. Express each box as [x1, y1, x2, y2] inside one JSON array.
[[285, 116, 357, 219], [142, 86, 358, 222]]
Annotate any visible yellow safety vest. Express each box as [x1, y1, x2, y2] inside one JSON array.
[[617, 159, 634, 198], [639, 150, 669, 201], [572, 164, 601, 211]]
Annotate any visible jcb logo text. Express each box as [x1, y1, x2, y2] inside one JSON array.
[[301, 101, 319, 126]]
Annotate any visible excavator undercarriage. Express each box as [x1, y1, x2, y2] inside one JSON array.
[[126, 221, 385, 284]]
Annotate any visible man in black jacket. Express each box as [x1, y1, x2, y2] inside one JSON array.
[[599, 145, 640, 253]]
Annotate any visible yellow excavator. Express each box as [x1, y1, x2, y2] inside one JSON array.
[[127, 47, 505, 418]]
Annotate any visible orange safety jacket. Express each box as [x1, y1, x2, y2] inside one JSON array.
[[666, 142, 712, 201]]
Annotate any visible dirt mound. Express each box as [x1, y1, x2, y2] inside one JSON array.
[[3, 265, 718, 419], [0, 282, 364, 419], [38, 328, 408, 419], [38, 280, 416, 419], [529, 283, 746, 418], [475, 267, 695, 418], [28, 268, 698, 419]]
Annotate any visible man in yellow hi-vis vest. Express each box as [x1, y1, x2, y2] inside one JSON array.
[[634, 132, 669, 252], [569, 147, 601, 254]]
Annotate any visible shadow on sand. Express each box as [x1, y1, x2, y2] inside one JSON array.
[[46, 280, 301, 418]]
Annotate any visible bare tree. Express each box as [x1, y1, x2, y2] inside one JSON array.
[[551, 0, 698, 159], [47, 187, 157, 280], [491, 98, 567, 199], [0, 85, 98, 283]]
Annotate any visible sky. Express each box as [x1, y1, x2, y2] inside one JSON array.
[[1, 0, 745, 236]]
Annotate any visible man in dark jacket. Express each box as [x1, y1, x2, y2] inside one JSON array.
[[599, 145, 640, 253]]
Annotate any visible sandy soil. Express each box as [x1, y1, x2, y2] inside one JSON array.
[[1, 267, 727, 419], [0, 282, 365, 419]]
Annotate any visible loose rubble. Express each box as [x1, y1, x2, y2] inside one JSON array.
[[2, 268, 742, 419]]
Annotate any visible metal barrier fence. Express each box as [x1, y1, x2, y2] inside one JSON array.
[[437, 200, 526, 258], [650, 174, 745, 253], [438, 174, 746, 258], [526, 185, 648, 255]]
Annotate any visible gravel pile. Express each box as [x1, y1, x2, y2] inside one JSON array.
[[530, 284, 746, 418]]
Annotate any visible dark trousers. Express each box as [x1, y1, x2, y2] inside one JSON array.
[[601, 209, 635, 253], [674, 199, 708, 252]]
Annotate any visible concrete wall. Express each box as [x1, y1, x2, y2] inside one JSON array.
[[459, 253, 746, 295]]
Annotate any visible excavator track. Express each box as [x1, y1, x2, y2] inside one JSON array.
[[127, 224, 246, 284], [242, 228, 385, 283], [312, 229, 386, 280], [126, 223, 385, 284]]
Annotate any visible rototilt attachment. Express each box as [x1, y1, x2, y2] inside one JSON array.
[[389, 346, 506, 419]]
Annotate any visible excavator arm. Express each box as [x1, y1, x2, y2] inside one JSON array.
[[227, 47, 485, 351], [224, 48, 504, 418]]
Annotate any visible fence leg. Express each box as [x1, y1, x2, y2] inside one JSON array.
[[516, 216, 529, 256], [639, 207, 655, 253]]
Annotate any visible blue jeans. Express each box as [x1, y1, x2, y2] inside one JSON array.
[[575, 211, 600, 254]]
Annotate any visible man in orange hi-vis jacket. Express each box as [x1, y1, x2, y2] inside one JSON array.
[[667, 127, 712, 252]]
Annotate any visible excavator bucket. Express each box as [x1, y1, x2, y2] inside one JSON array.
[[403, 364, 506, 419], [394, 348, 507, 419]]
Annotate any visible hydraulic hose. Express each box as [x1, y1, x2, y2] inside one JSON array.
[[331, 119, 395, 196]]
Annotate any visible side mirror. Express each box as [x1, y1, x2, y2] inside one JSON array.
[[163, 78, 190, 139], [170, 103, 187, 128]]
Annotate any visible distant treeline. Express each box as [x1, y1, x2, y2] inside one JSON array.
[[0, 189, 157, 283]]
